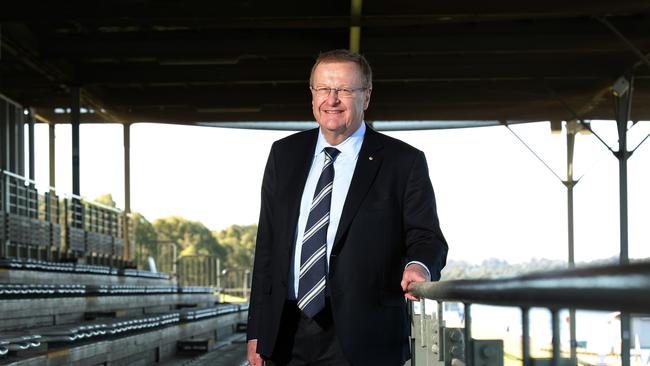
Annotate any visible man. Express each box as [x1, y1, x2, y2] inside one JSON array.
[[247, 49, 448, 366]]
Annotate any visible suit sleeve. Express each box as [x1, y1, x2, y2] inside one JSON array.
[[402, 151, 448, 280], [247, 143, 277, 341]]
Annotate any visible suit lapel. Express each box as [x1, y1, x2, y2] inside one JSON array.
[[332, 126, 384, 253], [285, 129, 319, 244]]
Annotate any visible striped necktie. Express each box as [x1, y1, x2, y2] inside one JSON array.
[[297, 147, 340, 317]]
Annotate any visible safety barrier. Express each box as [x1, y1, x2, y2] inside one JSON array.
[[410, 262, 650, 366]]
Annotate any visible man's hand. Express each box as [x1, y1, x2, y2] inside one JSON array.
[[247, 340, 264, 366], [401, 263, 430, 301]]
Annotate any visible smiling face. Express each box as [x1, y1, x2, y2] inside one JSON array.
[[311, 61, 372, 145]]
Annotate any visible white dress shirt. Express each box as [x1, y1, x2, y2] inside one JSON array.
[[288, 123, 366, 299], [288, 123, 430, 299]]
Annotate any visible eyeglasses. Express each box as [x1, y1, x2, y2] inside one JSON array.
[[310, 86, 368, 98]]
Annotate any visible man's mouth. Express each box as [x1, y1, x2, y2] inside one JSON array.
[[323, 110, 343, 114]]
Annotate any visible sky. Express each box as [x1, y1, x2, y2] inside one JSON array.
[[26, 119, 650, 265]]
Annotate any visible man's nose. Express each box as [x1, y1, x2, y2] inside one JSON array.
[[326, 90, 340, 104]]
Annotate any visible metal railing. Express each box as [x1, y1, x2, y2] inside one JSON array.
[[177, 255, 220, 287], [410, 262, 650, 366]]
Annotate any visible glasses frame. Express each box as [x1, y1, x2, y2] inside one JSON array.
[[310, 86, 368, 98]]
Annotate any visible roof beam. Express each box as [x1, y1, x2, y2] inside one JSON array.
[[349, 0, 362, 52], [3, 2, 649, 24]]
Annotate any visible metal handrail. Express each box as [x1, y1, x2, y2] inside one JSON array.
[[411, 261, 650, 313], [1, 169, 51, 190]]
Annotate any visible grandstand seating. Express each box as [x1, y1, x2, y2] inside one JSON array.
[[0, 264, 248, 364], [1, 170, 130, 265], [0, 171, 249, 365]]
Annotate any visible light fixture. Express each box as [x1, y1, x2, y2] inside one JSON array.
[[612, 76, 630, 97]]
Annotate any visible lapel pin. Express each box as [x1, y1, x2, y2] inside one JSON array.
[[368, 156, 374, 161]]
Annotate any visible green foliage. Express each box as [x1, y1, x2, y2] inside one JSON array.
[[153, 216, 226, 259], [214, 224, 257, 270], [93, 192, 255, 275], [133, 212, 157, 255], [94, 193, 117, 208]]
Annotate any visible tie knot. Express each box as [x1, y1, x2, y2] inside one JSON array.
[[323, 147, 341, 162]]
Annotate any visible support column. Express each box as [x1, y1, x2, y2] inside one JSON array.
[[123, 123, 131, 214], [8, 103, 17, 173], [0, 100, 7, 171], [27, 109, 35, 182], [1, 100, 6, 260], [71, 87, 81, 196], [49, 123, 55, 190], [565, 122, 577, 268], [123, 122, 132, 262], [16, 106, 25, 177], [614, 75, 633, 366], [564, 121, 578, 364]]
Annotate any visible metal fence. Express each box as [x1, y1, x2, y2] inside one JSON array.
[[135, 243, 251, 298], [175, 255, 251, 298], [177, 256, 220, 287]]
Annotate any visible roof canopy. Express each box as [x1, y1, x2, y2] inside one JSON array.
[[2, 1, 649, 126]]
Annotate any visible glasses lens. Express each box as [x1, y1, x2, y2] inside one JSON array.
[[317, 88, 331, 97], [312, 87, 363, 98], [338, 89, 354, 98]]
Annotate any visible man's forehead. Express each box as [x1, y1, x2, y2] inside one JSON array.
[[312, 61, 362, 81], [314, 60, 359, 71]]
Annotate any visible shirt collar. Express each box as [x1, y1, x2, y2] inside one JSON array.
[[315, 122, 366, 158]]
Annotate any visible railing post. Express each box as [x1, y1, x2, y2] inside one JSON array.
[[438, 302, 445, 363], [522, 307, 530, 366], [551, 309, 561, 366], [621, 312, 631, 366], [420, 299, 426, 348], [569, 308, 577, 364], [464, 303, 472, 366]]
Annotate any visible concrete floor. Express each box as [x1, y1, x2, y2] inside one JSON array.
[[160, 333, 248, 366]]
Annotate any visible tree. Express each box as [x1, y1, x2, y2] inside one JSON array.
[[132, 212, 158, 266], [153, 216, 226, 259], [215, 224, 257, 270], [94, 193, 117, 208]]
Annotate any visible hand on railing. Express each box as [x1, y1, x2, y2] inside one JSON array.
[[401, 263, 430, 301]]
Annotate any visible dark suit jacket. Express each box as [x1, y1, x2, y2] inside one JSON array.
[[247, 125, 448, 366]]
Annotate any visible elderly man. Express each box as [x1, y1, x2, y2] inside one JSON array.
[[247, 49, 448, 366]]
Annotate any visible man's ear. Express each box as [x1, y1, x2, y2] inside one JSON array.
[[363, 89, 372, 110]]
